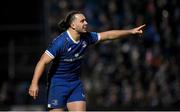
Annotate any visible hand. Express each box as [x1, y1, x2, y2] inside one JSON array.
[[131, 24, 146, 35], [28, 83, 39, 99]]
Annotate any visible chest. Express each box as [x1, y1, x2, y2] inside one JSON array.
[[62, 40, 88, 58]]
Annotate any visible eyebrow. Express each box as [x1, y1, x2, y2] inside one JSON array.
[[81, 18, 86, 21]]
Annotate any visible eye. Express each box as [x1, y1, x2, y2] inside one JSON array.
[[80, 20, 84, 23], [80, 19, 86, 23]]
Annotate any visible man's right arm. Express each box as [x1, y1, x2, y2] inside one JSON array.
[[29, 52, 53, 99]]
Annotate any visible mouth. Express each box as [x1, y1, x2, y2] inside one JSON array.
[[83, 25, 87, 29]]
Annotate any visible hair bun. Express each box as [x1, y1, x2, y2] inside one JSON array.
[[58, 19, 67, 31]]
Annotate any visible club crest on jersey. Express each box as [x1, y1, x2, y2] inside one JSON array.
[[82, 41, 87, 48]]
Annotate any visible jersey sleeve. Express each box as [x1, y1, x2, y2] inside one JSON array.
[[45, 38, 62, 59], [87, 32, 101, 45]]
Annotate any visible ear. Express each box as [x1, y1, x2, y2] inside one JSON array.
[[71, 22, 76, 29]]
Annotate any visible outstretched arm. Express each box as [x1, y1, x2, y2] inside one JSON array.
[[99, 24, 145, 42], [29, 53, 53, 99]]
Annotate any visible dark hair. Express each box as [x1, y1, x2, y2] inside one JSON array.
[[57, 11, 82, 33]]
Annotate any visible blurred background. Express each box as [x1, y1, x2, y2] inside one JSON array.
[[0, 0, 180, 111]]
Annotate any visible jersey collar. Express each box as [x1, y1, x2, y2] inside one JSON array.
[[67, 30, 80, 44]]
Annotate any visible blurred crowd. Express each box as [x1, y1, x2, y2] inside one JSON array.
[[48, 0, 180, 110]]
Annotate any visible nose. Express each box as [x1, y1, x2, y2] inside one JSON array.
[[84, 21, 88, 25]]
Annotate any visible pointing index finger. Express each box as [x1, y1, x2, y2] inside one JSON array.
[[138, 24, 146, 30]]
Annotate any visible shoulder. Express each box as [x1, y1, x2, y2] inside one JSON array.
[[52, 32, 67, 44], [82, 32, 97, 36], [81, 32, 98, 39]]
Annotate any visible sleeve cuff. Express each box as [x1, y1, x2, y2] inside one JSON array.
[[45, 50, 55, 59], [97, 33, 101, 41]]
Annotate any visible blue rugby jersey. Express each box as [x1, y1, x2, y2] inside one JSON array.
[[45, 30, 100, 80]]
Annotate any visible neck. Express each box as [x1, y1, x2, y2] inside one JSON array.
[[67, 28, 80, 42]]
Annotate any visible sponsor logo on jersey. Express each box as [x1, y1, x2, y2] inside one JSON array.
[[63, 55, 84, 62]]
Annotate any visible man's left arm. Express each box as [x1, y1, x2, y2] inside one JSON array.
[[99, 24, 145, 42]]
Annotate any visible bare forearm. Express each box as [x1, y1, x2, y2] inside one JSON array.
[[100, 30, 132, 41], [99, 24, 145, 42], [31, 61, 46, 85], [31, 53, 52, 85]]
